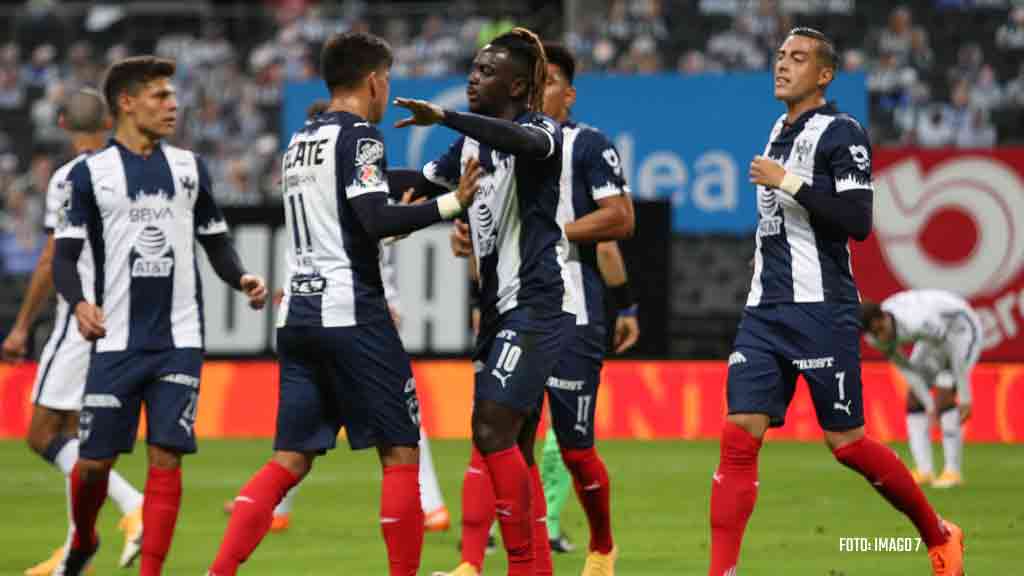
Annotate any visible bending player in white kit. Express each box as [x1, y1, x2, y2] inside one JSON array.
[[1, 88, 146, 574], [861, 289, 982, 488]]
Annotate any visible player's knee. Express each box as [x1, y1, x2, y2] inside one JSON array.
[[935, 389, 957, 412], [726, 413, 769, 440], [824, 427, 864, 452], [471, 419, 515, 454], [378, 444, 418, 467], [77, 458, 114, 483], [273, 450, 314, 479], [147, 444, 183, 470]]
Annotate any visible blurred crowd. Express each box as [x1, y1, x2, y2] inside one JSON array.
[[2, 0, 1024, 279]]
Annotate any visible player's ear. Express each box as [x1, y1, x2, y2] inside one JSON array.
[[565, 85, 577, 110], [818, 65, 834, 89], [509, 76, 528, 100]]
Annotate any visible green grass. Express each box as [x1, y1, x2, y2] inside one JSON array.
[[1, 439, 1017, 574]]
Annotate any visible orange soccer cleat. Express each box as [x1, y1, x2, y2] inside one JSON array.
[[928, 520, 965, 576]]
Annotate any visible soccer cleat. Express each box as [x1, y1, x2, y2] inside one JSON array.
[[550, 532, 576, 554], [118, 507, 144, 568], [24, 546, 64, 575], [430, 562, 480, 576], [54, 538, 99, 576], [928, 520, 965, 575], [931, 471, 963, 489], [270, 513, 291, 532], [911, 470, 935, 485], [425, 505, 451, 532], [581, 546, 617, 576]]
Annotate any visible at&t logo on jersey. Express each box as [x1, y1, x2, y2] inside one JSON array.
[[131, 225, 174, 277], [756, 186, 781, 237]]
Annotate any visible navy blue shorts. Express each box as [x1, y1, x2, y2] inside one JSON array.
[[474, 308, 575, 414], [78, 348, 202, 460], [546, 324, 606, 449], [274, 322, 420, 453], [727, 302, 864, 431]]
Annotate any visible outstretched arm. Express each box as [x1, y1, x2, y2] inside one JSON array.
[[394, 98, 554, 159]]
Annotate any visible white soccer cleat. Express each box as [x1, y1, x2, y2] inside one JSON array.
[[118, 508, 144, 568], [931, 471, 963, 489]]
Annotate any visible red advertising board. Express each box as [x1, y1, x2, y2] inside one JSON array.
[[853, 148, 1024, 360], [3, 360, 1023, 443]]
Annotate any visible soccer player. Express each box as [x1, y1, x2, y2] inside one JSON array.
[[443, 42, 638, 576], [707, 28, 964, 576], [395, 28, 575, 576], [1, 88, 146, 575], [218, 101, 451, 534], [862, 290, 981, 489], [52, 57, 268, 576], [207, 32, 477, 576]]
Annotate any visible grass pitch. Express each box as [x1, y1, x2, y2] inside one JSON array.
[[1, 439, 1016, 574]]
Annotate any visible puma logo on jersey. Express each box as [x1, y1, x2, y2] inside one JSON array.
[[491, 369, 512, 388], [834, 400, 852, 415], [728, 351, 747, 367]]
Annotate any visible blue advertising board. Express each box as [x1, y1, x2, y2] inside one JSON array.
[[283, 73, 866, 233]]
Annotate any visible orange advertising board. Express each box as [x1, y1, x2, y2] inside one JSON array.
[[2, 360, 1022, 442]]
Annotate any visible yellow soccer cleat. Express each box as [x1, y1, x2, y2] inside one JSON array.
[[581, 546, 617, 576], [270, 513, 291, 532], [25, 546, 64, 576], [118, 507, 144, 568], [430, 562, 480, 576], [931, 471, 963, 489], [911, 470, 934, 485], [928, 520, 965, 575], [424, 506, 451, 532]]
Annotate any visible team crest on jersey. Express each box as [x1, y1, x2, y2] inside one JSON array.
[[179, 175, 197, 199], [131, 225, 174, 277], [848, 145, 870, 172], [794, 138, 813, 165], [355, 138, 384, 166], [357, 164, 383, 187], [602, 148, 623, 177]]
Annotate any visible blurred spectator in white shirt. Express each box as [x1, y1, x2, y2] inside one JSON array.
[[707, 14, 767, 71], [969, 64, 1003, 111]]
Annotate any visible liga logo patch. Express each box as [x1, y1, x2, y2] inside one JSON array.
[[355, 138, 384, 166], [358, 164, 383, 187]]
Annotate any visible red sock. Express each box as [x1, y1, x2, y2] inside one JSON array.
[[209, 461, 299, 576], [528, 464, 553, 576], [69, 462, 109, 550], [460, 447, 496, 571], [140, 466, 182, 576], [380, 464, 424, 576], [483, 446, 533, 575], [708, 422, 762, 576], [834, 436, 947, 547], [561, 447, 614, 553]]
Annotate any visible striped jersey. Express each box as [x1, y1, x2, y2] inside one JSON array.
[[44, 154, 94, 349], [423, 112, 574, 326], [57, 140, 229, 352], [556, 121, 630, 327], [747, 103, 873, 306], [276, 111, 393, 328]]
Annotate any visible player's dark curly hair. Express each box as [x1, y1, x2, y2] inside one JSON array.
[[543, 42, 576, 85], [789, 27, 838, 71], [490, 27, 548, 112], [860, 300, 885, 332], [102, 56, 176, 118]]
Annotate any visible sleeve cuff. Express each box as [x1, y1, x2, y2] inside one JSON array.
[[779, 172, 805, 196], [437, 192, 463, 219]]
